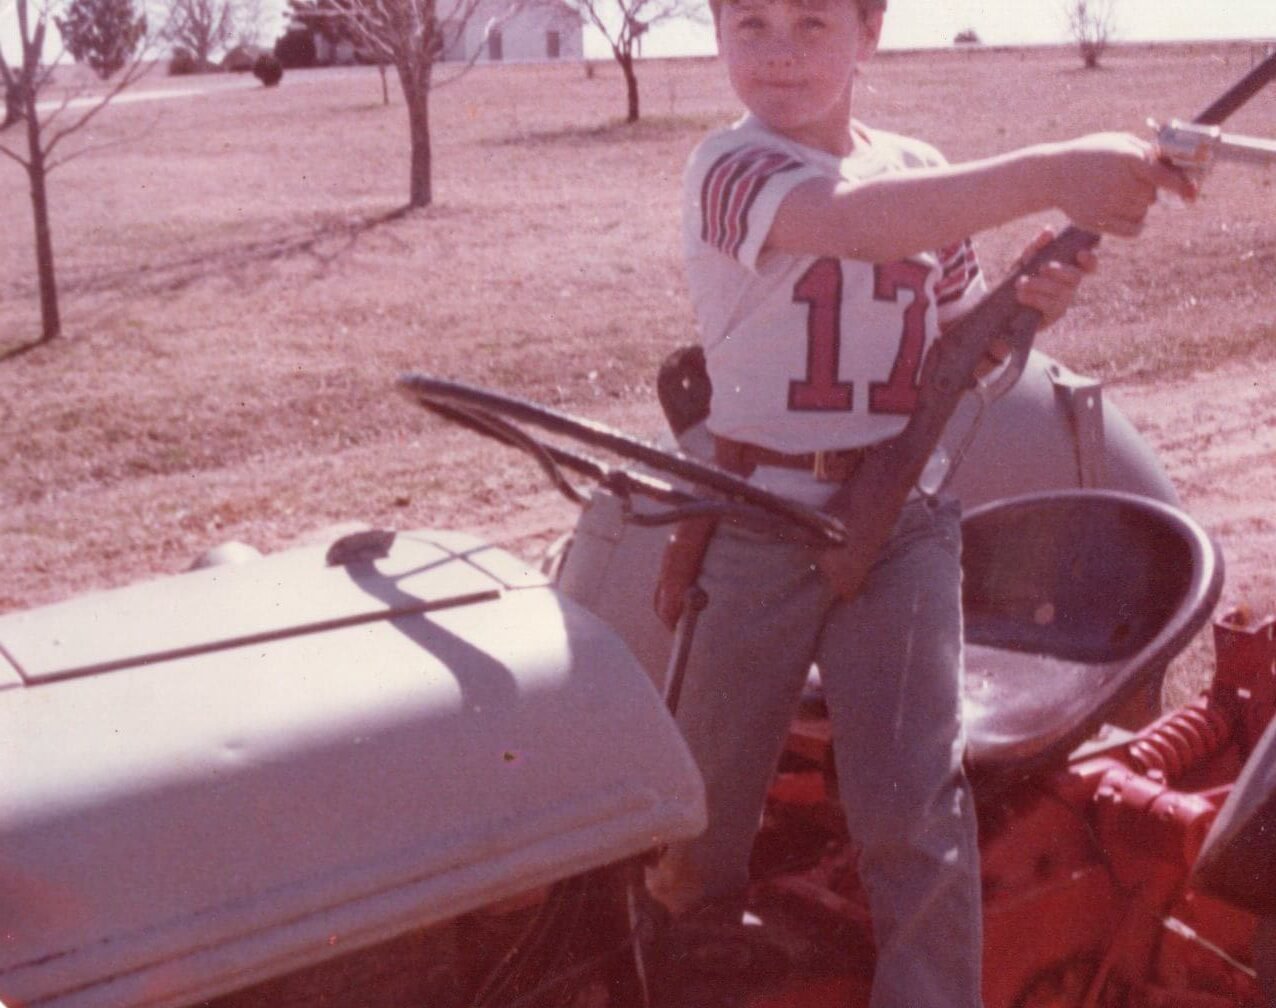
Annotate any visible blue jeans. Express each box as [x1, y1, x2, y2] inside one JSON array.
[[653, 495, 983, 1008]]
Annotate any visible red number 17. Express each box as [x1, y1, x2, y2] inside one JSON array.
[[788, 257, 930, 415]]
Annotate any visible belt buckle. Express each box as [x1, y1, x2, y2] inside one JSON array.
[[813, 450, 837, 482]]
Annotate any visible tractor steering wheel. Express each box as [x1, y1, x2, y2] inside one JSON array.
[[396, 373, 847, 549]]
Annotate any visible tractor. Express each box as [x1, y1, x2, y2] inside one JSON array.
[[3, 345, 1273, 1008]]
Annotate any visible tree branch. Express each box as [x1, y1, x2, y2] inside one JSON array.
[[0, 139, 31, 166], [44, 63, 159, 166]]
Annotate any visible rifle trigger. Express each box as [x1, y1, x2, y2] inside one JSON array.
[[980, 310, 1037, 401]]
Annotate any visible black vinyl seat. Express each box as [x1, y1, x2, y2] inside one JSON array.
[[960, 490, 1223, 786]]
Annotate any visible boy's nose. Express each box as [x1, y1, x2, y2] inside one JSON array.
[[763, 38, 798, 66]]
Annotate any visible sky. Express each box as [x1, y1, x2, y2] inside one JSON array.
[[631, 0, 1276, 57], [2, 0, 1274, 73]]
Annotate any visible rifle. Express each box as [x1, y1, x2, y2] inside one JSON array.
[[817, 51, 1276, 599]]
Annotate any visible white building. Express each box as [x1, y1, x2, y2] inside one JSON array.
[[440, 0, 583, 63]]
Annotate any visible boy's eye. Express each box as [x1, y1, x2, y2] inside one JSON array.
[[799, 16, 826, 29]]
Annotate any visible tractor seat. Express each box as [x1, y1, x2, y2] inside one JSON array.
[[959, 490, 1222, 787]]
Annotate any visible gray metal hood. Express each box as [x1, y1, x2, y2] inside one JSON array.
[[0, 529, 706, 1008]]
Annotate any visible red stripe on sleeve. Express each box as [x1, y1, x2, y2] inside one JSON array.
[[701, 146, 803, 260], [935, 238, 981, 306]]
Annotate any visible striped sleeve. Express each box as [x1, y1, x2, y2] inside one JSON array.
[[934, 238, 986, 323], [697, 144, 807, 268]]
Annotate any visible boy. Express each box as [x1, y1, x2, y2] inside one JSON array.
[[648, 0, 1196, 1005]]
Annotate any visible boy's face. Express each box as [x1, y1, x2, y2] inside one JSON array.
[[716, 0, 882, 154]]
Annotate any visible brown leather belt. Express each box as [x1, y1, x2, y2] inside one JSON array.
[[713, 434, 868, 483]]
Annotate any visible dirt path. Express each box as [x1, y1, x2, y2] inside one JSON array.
[[1107, 356, 1276, 617]]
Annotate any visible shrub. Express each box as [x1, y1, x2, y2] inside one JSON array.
[[168, 46, 198, 75], [274, 28, 316, 69], [253, 53, 284, 86], [222, 45, 263, 72], [168, 46, 223, 75], [954, 28, 981, 45]]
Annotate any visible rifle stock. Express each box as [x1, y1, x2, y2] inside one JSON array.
[[818, 50, 1276, 600]]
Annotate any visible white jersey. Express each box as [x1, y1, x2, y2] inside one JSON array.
[[683, 114, 987, 457]]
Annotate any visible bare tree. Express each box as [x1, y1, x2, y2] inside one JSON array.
[[232, 0, 266, 46], [1064, 0, 1115, 69], [292, 0, 510, 208], [164, 0, 235, 67], [0, 0, 156, 342], [552, 0, 706, 123]]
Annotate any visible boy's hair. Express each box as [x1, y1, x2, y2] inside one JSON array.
[[710, 0, 886, 25]]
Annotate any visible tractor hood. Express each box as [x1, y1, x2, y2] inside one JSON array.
[[0, 529, 706, 1008]]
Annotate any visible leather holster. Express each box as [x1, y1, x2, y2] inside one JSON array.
[[653, 515, 719, 631]]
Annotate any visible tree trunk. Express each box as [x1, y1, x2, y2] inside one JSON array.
[[407, 95, 431, 207], [23, 88, 60, 341], [398, 59, 432, 208], [619, 51, 639, 123]]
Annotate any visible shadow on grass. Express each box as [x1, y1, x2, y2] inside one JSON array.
[[0, 336, 52, 362], [484, 115, 718, 149], [74, 205, 414, 302], [0, 205, 418, 363]]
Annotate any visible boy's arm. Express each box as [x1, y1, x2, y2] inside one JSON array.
[[766, 133, 1194, 263]]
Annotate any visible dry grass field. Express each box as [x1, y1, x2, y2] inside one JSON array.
[[2, 42, 1274, 693]]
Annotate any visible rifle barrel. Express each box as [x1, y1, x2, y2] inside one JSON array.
[[1195, 51, 1276, 126]]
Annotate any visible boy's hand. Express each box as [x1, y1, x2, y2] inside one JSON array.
[[1013, 226, 1098, 330], [971, 227, 1097, 377], [1053, 132, 1197, 237]]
